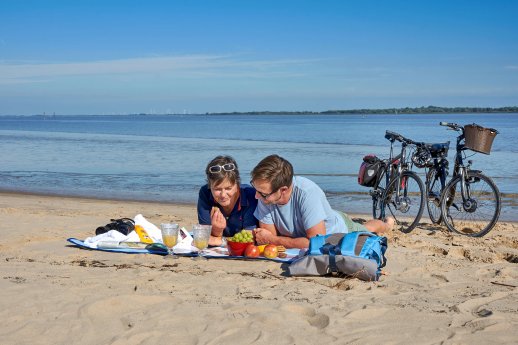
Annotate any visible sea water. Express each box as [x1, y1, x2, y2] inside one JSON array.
[[1, 113, 517, 220]]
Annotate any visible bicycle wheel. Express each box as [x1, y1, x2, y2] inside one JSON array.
[[382, 171, 425, 233], [440, 171, 501, 237], [426, 169, 443, 224]]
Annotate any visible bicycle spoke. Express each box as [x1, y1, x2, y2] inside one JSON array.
[[426, 169, 443, 224], [441, 172, 500, 237], [383, 171, 425, 233]]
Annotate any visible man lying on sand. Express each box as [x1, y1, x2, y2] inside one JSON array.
[[251, 154, 394, 249]]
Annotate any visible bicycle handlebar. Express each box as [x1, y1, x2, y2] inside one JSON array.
[[440, 121, 462, 131], [385, 130, 424, 146]]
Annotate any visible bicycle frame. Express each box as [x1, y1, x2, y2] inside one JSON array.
[[432, 158, 448, 190], [376, 131, 413, 218], [369, 130, 426, 233], [451, 125, 479, 211]]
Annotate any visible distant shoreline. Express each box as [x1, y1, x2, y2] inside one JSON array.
[[209, 106, 518, 116], [2, 106, 518, 117]]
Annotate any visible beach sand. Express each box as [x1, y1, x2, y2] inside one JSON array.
[[1, 192, 517, 344]]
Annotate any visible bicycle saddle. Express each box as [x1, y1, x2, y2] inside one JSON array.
[[385, 130, 402, 142]]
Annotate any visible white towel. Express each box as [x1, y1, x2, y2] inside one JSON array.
[[84, 229, 130, 248]]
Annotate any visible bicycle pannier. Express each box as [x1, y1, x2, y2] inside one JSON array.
[[358, 155, 383, 187]]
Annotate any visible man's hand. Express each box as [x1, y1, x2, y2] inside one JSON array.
[[253, 227, 277, 245]]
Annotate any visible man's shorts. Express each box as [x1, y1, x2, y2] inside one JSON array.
[[338, 211, 369, 233]]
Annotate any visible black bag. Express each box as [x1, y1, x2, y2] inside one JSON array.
[[358, 155, 383, 187], [95, 218, 135, 236]]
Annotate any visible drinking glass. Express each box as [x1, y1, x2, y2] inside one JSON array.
[[192, 224, 211, 259], [160, 223, 179, 259]]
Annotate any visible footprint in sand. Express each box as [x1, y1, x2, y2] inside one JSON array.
[[78, 294, 175, 330], [307, 313, 330, 329], [447, 246, 467, 259], [449, 291, 511, 330], [279, 304, 330, 329]]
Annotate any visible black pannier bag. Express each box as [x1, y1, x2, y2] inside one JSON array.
[[358, 154, 383, 187]]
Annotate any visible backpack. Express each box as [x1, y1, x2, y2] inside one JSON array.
[[358, 155, 383, 187], [288, 231, 388, 281]]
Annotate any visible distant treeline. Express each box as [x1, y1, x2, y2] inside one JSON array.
[[209, 106, 518, 115]]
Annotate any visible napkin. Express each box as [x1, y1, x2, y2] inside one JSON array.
[[172, 227, 196, 253]]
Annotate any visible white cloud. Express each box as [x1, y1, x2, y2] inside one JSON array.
[[505, 65, 518, 70], [0, 55, 317, 84]]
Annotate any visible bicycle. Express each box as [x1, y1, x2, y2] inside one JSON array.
[[366, 130, 426, 233], [413, 122, 501, 237]]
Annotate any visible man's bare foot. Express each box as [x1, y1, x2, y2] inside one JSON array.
[[385, 217, 395, 232]]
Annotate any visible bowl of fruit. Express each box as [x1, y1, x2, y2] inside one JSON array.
[[226, 229, 254, 256]]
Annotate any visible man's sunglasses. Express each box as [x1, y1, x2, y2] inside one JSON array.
[[250, 180, 278, 199], [208, 163, 236, 173]]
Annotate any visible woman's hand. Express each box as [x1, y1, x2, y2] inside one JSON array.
[[208, 235, 223, 247], [210, 207, 226, 236]]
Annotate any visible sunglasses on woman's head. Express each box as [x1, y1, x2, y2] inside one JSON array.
[[209, 163, 236, 173]]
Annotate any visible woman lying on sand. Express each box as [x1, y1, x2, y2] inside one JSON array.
[[197, 155, 258, 246]]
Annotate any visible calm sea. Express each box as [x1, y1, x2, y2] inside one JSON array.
[[1, 113, 517, 220]]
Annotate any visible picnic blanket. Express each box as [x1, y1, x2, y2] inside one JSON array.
[[67, 237, 302, 263]]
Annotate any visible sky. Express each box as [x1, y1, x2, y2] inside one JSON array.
[[1, 0, 517, 115]]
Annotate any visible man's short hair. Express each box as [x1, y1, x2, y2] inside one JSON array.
[[251, 154, 293, 192]]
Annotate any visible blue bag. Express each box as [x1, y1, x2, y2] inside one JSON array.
[[288, 231, 388, 281]]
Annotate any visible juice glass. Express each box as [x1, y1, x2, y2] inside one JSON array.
[[192, 224, 211, 259], [160, 223, 179, 259]]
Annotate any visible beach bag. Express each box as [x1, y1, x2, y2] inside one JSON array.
[[288, 231, 388, 281], [95, 218, 135, 236], [358, 155, 383, 187]]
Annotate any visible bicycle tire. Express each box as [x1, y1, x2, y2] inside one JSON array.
[[372, 193, 381, 220], [440, 171, 501, 237], [426, 169, 443, 224], [382, 171, 425, 233]]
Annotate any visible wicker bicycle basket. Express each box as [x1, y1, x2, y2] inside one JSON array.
[[464, 124, 498, 154]]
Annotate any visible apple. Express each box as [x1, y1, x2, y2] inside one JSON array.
[[263, 244, 278, 259], [244, 244, 260, 258]]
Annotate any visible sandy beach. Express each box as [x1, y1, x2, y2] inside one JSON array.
[[1, 191, 517, 344]]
